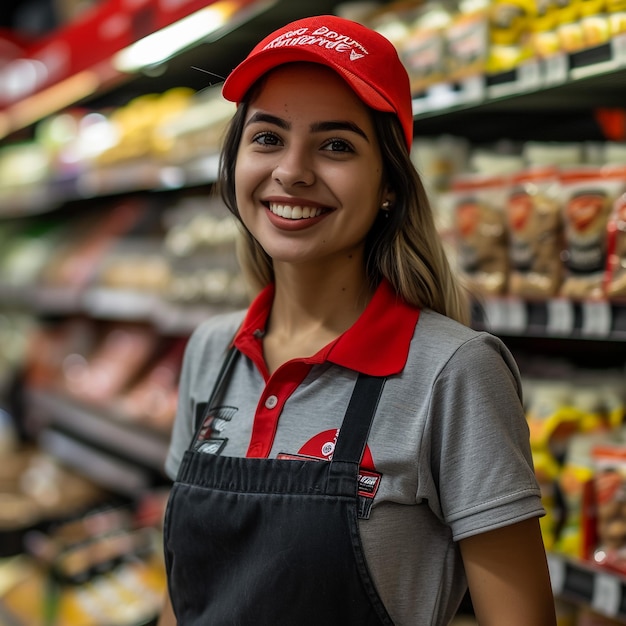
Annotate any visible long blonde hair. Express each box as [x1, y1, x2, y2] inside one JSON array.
[[218, 104, 470, 326]]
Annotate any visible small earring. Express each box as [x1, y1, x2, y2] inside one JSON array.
[[381, 200, 391, 210]]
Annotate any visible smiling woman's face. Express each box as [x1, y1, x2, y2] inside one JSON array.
[[234, 62, 388, 270]]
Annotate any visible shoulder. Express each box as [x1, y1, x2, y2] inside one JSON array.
[[183, 309, 247, 371], [411, 309, 522, 392], [415, 309, 515, 361]]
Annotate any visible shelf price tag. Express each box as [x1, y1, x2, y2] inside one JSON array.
[[581, 300, 612, 337], [547, 299, 575, 335], [459, 75, 485, 104], [483, 298, 508, 332], [426, 82, 460, 111], [547, 553, 566, 594], [518, 60, 541, 90], [542, 53, 568, 86], [483, 298, 527, 333], [611, 32, 626, 66], [504, 297, 528, 333], [592, 572, 621, 617]]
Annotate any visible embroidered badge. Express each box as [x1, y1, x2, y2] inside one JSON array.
[[193, 404, 237, 454]]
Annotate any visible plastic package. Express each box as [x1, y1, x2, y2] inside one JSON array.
[[452, 172, 509, 296], [507, 166, 563, 299], [559, 165, 626, 300]]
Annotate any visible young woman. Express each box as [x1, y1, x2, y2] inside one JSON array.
[[158, 14, 556, 626]]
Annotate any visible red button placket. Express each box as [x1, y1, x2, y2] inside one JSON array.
[[246, 361, 312, 458]]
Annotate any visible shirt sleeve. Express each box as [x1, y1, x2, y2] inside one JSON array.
[[421, 333, 544, 541]]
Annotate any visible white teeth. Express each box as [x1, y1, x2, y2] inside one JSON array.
[[269, 203, 323, 219]]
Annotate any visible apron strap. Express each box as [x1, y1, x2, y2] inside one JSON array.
[[331, 374, 386, 465], [193, 343, 241, 434]]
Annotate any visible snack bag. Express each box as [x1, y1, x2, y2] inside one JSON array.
[[592, 444, 626, 574], [608, 0, 626, 34], [400, 3, 451, 92], [487, 0, 536, 73], [556, 432, 609, 558], [605, 193, 626, 301], [452, 172, 509, 296], [507, 165, 563, 299], [555, 0, 585, 51], [580, 0, 612, 47], [559, 165, 626, 300], [532, 448, 562, 550], [445, 8, 490, 80], [529, 0, 561, 56]]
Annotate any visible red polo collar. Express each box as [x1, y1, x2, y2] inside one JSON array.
[[235, 279, 420, 377]]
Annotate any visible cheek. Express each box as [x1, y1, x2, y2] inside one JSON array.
[[233, 157, 261, 208]]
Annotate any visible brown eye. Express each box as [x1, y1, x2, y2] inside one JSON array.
[[322, 138, 353, 153], [253, 131, 281, 146]]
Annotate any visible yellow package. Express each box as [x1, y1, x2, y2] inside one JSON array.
[[529, 0, 562, 56], [487, 0, 536, 72], [556, 0, 586, 51]]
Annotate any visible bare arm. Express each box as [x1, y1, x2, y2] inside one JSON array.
[[157, 591, 177, 626], [460, 517, 556, 626]]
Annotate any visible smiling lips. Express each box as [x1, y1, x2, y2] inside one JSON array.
[[269, 202, 326, 219]]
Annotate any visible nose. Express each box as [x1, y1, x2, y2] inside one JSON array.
[[272, 144, 315, 188]]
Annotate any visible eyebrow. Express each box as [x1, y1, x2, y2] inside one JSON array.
[[245, 112, 370, 142], [311, 120, 369, 142]]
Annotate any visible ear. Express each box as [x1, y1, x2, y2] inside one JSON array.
[[381, 186, 397, 209]]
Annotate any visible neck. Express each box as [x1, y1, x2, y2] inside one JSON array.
[[267, 262, 373, 341]]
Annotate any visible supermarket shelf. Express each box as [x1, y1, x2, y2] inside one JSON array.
[[0, 283, 236, 334], [5, 280, 626, 343], [473, 297, 626, 341], [549, 552, 626, 622], [39, 429, 156, 496], [3, 39, 626, 215], [413, 36, 626, 118], [25, 389, 170, 474], [411, 39, 626, 142], [0, 154, 221, 218]]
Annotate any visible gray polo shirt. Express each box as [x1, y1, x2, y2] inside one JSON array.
[[166, 302, 543, 626]]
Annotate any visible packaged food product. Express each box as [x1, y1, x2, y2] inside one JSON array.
[[532, 447, 562, 549], [41, 199, 149, 289], [555, 432, 606, 558], [605, 193, 626, 300], [556, 0, 586, 51], [116, 338, 186, 432], [487, 0, 536, 73], [580, 0, 612, 46], [526, 377, 625, 557], [398, 2, 451, 91], [452, 172, 509, 296], [607, 0, 626, 34], [445, 6, 490, 80], [507, 166, 564, 298], [529, 0, 561, 56], [559, 165, 626, 300], [592, 443, 626, 574], [62, 324, 159, 404]]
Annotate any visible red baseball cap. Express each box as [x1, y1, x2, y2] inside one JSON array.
[[222, 14, 413, 149]]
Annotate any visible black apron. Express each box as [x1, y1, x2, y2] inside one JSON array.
[[163, 347, 394, 625]]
